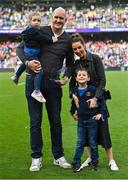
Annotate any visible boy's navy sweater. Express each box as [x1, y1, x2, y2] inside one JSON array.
[[70, 85, 105, 120]]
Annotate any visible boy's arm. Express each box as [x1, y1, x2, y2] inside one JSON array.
[[70, 88, 78, 121], [70, 99, 77, 117], [72, 113, 78, 121]]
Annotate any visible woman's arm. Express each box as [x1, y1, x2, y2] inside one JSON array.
[[93, 54, 106, 99]]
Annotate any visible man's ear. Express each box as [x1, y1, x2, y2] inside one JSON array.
[[83, 43, 86, 49]]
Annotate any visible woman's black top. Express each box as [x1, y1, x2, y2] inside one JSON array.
[[69, 51, 106, 99]]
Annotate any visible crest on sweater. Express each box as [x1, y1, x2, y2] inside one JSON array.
[[86, 91, 91, 97]]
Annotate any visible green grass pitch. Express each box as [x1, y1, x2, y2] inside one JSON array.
[[0, 71, 128, 179]]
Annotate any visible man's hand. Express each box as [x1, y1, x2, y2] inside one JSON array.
[[54, 77, 68, 86], [27, 60, 41, 73], [72, 113, 78, 121]]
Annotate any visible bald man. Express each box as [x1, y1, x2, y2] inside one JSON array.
[[16, 7, 74, 171]]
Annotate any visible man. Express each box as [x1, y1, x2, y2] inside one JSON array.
[[16, 7, 74, 171]]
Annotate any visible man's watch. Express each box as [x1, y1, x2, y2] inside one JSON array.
[[25, 61, 29, 66]]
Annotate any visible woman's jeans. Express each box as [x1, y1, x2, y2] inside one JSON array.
[[74, 118, 98, 163]]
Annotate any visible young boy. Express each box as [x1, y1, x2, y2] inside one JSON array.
[[11, 12, 57, 103], [70, 67, 105, 173]]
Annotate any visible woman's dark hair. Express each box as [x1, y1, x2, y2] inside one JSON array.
[[71, 33, 85, 45]]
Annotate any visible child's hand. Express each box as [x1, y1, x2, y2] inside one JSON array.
[[72, 94, 79, 108], [72, 114, 78, 121], [52, 36, 58, 43], [92, 114, 102, 121]]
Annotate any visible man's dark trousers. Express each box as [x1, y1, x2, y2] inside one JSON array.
[[26, 74, 64, 159]]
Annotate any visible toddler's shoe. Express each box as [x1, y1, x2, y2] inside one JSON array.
[[31, 91, 46, 103], [11, 75, 19, 85]]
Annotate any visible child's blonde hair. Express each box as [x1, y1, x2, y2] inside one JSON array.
[[28, 12, 41, 22]]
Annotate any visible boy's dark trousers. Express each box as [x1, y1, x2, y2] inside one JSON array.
[[73, 118, 98, 164]]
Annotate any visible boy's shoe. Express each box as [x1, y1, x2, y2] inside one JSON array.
[[109, 160, 119, 171], [31, 91, 46, 103], [80, 157, 92, 169], [72, 162, 81, 173], [11, 75, 19, 85], [89, 160, 99, 171], [53, 156, 71, 168], [29, 157, 42, 171]]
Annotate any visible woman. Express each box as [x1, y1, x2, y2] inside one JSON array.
[[70, 33, 119, 171]]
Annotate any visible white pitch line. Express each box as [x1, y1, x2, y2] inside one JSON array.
[[17, 82, 25, 86], [0, 94, 14, 98]]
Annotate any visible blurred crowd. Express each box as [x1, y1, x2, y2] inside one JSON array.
[[0, 41, 18, 68], [86, 40, 128, 70], [0, 5, 128, 29], [0, 40, 128, 70], [66, 7, 128, 28]]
